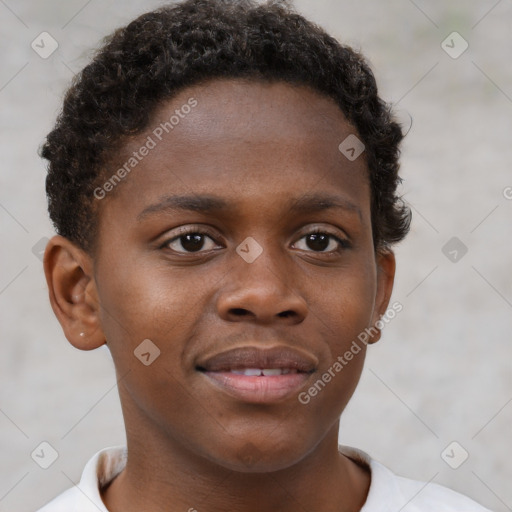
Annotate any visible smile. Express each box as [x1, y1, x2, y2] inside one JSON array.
[[197, 345, 317, 403], [230, 368, 299, 376]]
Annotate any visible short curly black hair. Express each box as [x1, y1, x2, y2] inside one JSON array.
[[40, 0, 410, 254]]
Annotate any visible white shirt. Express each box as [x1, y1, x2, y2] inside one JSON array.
[[36, 445, 492, 511]]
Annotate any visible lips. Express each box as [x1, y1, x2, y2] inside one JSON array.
[[197, 346, 317, 403], [197, 346, 317, 373]]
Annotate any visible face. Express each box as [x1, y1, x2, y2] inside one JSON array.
[[77, 79, 394, 472]]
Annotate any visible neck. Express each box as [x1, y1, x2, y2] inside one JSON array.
[[101, 398, 370, 512]]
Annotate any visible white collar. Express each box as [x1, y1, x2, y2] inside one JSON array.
[[38, 444, 490, 511]]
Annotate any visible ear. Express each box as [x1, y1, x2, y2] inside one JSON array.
[[43, 235, 105, 350], [367, 248, 396, 344]]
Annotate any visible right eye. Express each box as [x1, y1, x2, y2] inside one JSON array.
[[163, 229, 220, 253]]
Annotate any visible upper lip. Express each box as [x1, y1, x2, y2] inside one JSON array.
[[197, 346, 318, 373]]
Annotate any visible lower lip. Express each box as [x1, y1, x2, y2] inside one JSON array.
[[201, 371, 311, 403]]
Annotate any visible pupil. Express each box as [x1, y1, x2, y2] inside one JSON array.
[[307, 233, 329, 251], [181, 234, 204, 252]]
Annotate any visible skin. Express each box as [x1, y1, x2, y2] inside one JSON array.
[[44, 79, 395, 512]]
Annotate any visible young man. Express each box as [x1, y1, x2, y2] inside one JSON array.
[[37, 0, 491, 510]]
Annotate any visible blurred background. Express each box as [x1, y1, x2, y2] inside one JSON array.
[[1, 0, 511, 510]]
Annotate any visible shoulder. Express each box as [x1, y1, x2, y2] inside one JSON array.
[[35, 446, 127, 512], [387, 466, 493, 512], [339, 445, 493, 512]]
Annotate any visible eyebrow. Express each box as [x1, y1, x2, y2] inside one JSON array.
[[137, 193, 361, 221]]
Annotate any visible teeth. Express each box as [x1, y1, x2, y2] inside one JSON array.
[[233, 368, 262, 376], [229, 368, 298, 376], [262, 368, 282, 376], [244, 368, 262, 376]]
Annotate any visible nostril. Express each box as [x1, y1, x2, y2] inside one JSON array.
[[278, 310, 294, 318], [231, 308, 249, 316]]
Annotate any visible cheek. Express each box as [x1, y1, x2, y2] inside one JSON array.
[[300, 283, 372, 421], [305, 259, 376, 400], [95, 259, 208, 425], [95, 256, 204, 362], [314, 265, 377, 348]]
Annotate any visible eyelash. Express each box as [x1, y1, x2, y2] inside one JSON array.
[[161, 227, 351, 255]]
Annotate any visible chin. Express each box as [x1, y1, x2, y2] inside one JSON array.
[[201, 437, 314, 474]]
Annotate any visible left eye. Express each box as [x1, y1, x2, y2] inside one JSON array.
[[293, 232, 346, 253], [165, 233, 219, 253]]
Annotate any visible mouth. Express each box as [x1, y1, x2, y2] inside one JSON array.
[[196, 346, 317, 403]]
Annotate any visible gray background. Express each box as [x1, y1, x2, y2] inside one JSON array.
[[1, 0, 511, 510]]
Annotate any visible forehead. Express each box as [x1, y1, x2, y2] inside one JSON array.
[[163, 79, 348, 142], [99, 79, 370, 223]]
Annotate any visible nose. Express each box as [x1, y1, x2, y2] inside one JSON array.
[[216, 246, 308, 326]]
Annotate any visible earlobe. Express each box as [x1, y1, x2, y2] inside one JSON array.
[[43, 235, 106, 350], [368, 249, 396, 344]]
